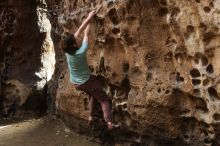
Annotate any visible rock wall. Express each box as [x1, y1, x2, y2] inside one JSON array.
[[0, 0, 55, 117], [1, 0, 220, 145], [45, 0, 220, 145]]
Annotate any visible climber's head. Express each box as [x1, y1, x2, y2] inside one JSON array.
[[61, 32, 78, 55]]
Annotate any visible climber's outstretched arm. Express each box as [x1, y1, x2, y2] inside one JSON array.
[[83, 23, 91, 43], [74, 10, 96, 39]]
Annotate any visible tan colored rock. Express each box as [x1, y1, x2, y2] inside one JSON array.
[[2, 80, 32, 115], [45, 0, 220, 145]]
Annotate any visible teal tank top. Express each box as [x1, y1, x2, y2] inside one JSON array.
[[65, 40, 91, 84]]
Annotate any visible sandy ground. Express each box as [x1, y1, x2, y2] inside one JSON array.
[[0, 116, 98, 146]]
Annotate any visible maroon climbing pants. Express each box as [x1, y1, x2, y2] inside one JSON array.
[[75, 75, 112, 122]]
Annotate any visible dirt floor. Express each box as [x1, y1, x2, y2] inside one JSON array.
[[0, 116, 98, 146]]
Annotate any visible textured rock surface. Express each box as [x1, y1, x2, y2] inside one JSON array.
[[1, 0, 220, 145], [2, 80, 32, 115], [0, 0, 55, 116], [46, 0, 220, 145]]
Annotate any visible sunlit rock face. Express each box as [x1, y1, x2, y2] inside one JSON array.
[[44, 0, 220, 145], [0, 0, 55, 116]]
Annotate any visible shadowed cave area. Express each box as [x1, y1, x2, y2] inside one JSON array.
[[1, 0, 220, 146]]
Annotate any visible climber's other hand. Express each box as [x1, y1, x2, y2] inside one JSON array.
[[88, 10, 96, 19]]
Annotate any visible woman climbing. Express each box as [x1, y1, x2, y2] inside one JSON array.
[[62, 10, 117, 129]]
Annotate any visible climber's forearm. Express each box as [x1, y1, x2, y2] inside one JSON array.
[[82, 23, 90, 43], [84, 23, 91, 37], [74, 17, 92, 39], [74, 10, 96, 39]]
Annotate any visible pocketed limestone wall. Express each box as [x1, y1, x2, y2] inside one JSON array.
[[1, 0, 220, 145], [46, 0, 220, 145]]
